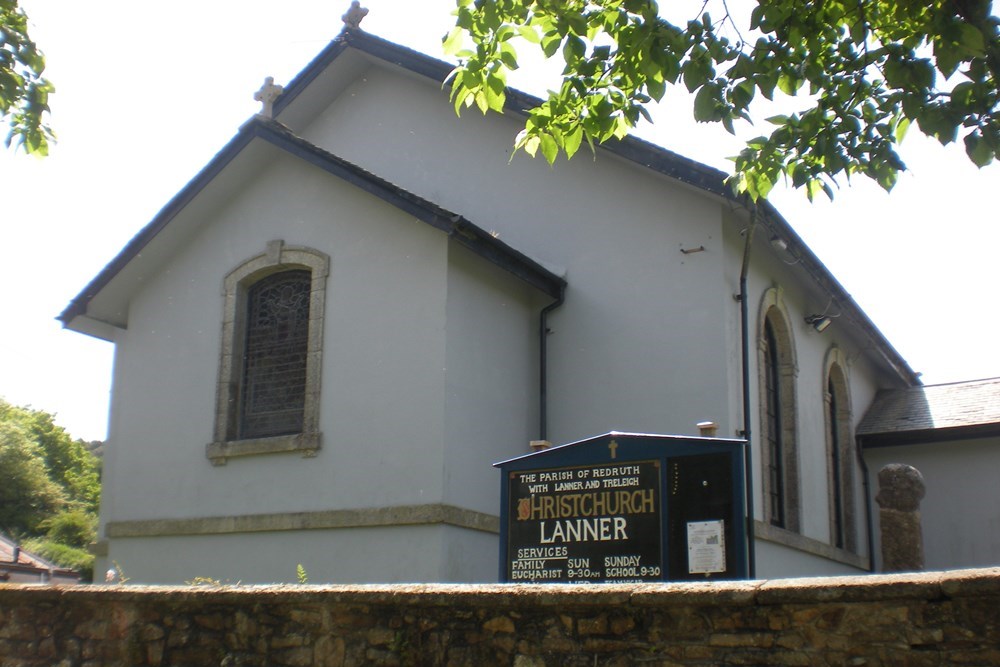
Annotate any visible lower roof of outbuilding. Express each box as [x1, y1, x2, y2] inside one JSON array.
[[858, 377, 1000, 446]]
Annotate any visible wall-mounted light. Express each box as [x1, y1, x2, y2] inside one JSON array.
[[769, 236, 788, 252], [805, 314, 832, 332]]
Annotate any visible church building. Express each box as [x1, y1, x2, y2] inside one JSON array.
[[61, 20, 990, 584]]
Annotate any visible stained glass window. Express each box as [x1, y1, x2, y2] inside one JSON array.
[[239, 270, 311, 439]]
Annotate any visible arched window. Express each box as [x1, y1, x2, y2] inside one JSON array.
[[240, 270, 311, 439], [757, 290, 800, 532], [763, 318, 786, 526], [825, 353, 856, 551], [207, 241, 329, 465]]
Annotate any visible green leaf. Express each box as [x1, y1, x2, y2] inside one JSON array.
[[499, 42, 519, 70], [746, 169, 774, 200], [485, 72, 507, 111], [693, 84, 720, 122], [539, 132, 559, 163], [442, 27, 465, 55], [474, 89, 489, 113], [957, 23, 985, 57], [894, 117, 911, 143], [965, 132, 994, 167], [849, 18, 868, 44], [683, 53, 713, 93], [731, 79, 755, 110], [950, 81, 975, 108], [563, 34, 585, 63], [756, 72, 777, 101], [564, 124, 584, 158], [646, 74, 666, 102], [517, 25, 541, 44], [806, 178, 826, 201], [454, 89, 474, 115], [522, 134, 540, 157], [777, 73, 801, 96], [933, 38, 961, 79], [541, 32, 562, 58]]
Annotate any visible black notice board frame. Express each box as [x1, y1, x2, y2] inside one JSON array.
[[495, 431, 748, 583]]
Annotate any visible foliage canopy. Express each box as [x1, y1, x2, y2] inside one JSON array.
[[0, 420, 65, 537], [0, 399, 100, 578], [1, 0, 54, 155], [444, 0, 1000, 200]]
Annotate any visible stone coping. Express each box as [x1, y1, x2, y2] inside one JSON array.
[[3, 567, 997, 607]]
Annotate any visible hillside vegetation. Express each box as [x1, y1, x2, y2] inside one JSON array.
[[0, 399, 101, 580]]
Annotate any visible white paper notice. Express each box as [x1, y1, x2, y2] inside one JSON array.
[[687, 520, 726, 574]]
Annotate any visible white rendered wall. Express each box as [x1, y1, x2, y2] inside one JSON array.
[[442, 243, 544, 517], [296, 65, 734, 447], [104, 524, 494, 585], [98, 140, 556, 582], [99, 153, 461, 581], [104, 154, 451, 521], [755, 539, 867, 579], [290, 60, 904, 575], [95, 54, 911, 582]]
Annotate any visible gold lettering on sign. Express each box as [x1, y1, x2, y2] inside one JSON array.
[[522, 489, 655, 520]]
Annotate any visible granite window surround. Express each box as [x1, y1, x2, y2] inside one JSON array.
[[756, 288, 801, 533], [207, 241, 329, 465], [824, 349, 858, 553]]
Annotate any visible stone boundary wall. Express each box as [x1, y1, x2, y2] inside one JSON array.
[[1, 568, 998, 666]]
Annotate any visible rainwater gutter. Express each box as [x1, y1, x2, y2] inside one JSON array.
[[855, 434, 878, 572], [738, 203, 758, 579], [539, 291, 565, 441]]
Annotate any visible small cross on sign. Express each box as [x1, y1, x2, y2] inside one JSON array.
[[254, 77, 284, 118], [608, 440, 618, 459]]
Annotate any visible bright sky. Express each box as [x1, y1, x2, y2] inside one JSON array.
[[2, 0, 998, 442]]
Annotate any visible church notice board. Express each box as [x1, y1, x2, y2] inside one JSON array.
[[495, 432, 747, 583]]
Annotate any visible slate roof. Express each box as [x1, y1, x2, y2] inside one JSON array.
[[858, 377, 1000, 446]]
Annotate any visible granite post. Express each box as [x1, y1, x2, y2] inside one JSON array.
[[875, 463, 926, 572]]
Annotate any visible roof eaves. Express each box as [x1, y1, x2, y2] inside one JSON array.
[[254, 120, 566, 299], [859, 422, 1000, 448], [58, 112, 566, 332], [57, 122, 261, 328]]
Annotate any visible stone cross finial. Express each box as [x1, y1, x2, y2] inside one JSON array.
[[254, 77, 284, 118], [342, 1, 369, 29], [876, 463, 926, 572]]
